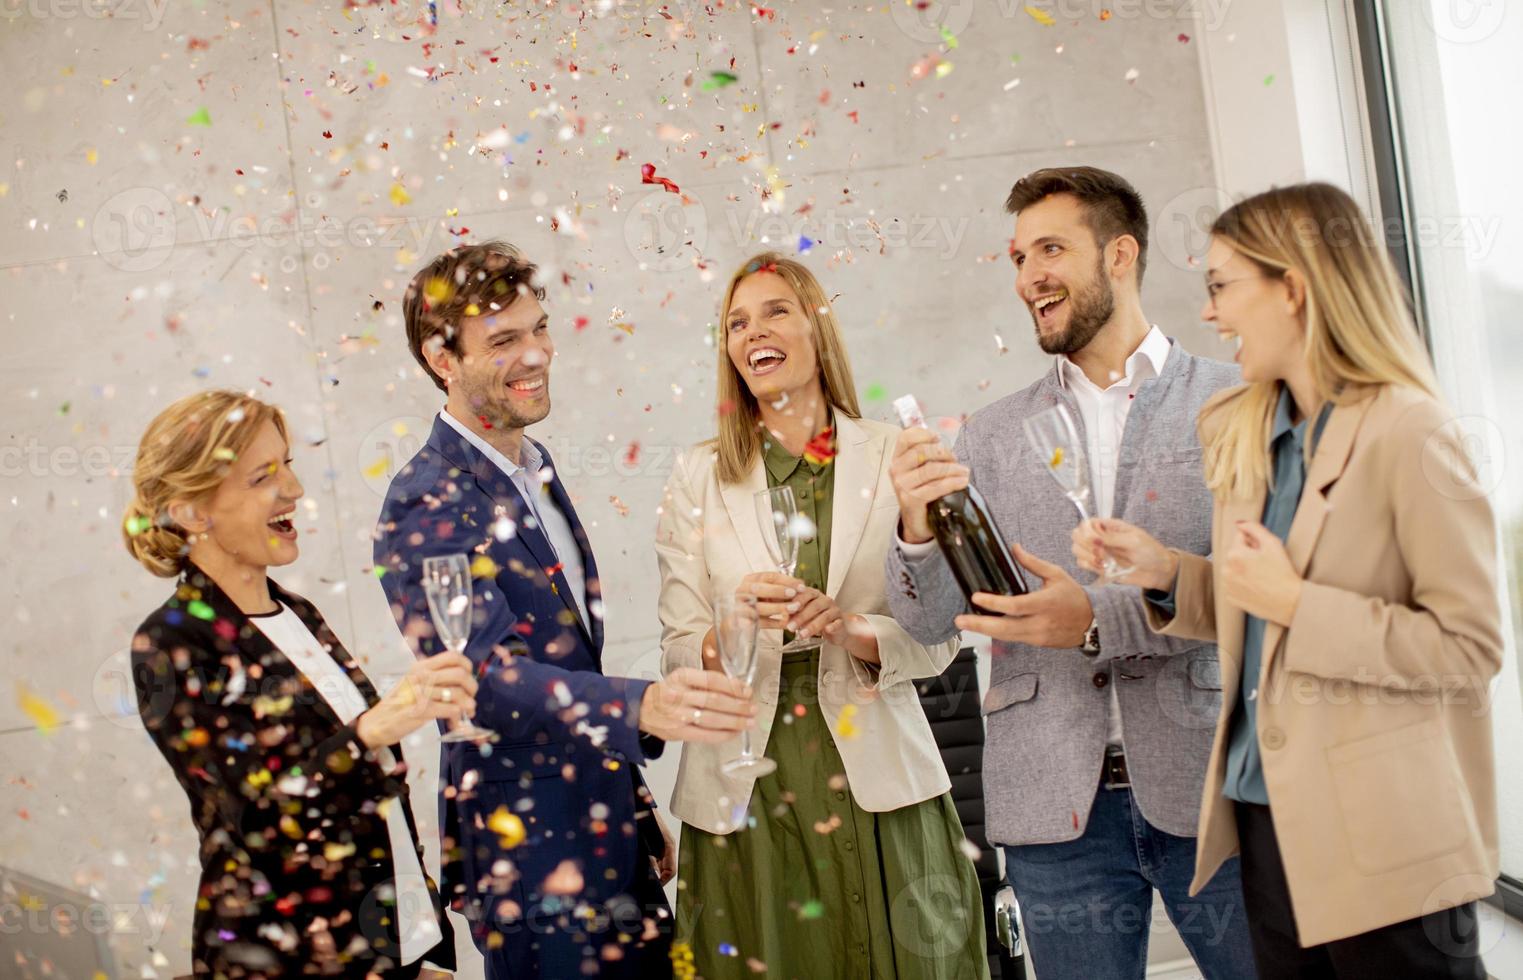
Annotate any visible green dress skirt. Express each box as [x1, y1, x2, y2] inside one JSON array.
[[675, 649, 990, 980]]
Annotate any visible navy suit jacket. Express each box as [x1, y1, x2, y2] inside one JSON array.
[[374, 414, 664, 942]]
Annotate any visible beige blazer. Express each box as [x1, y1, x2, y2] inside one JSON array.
[[1148, 382, 1503, 947], [655, 413, 960, 834]]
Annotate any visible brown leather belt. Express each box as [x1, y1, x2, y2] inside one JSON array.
[[1102, 748, 1131, 789]]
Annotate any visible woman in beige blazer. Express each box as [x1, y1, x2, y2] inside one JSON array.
[[1075, 183, 1502, 979], [655, 253, 988, 979]]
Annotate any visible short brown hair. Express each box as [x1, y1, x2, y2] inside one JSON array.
[[402, 240, 547, 392], [1004, 166, 1149, 285]]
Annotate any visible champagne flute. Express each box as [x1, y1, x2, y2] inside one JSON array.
[[753, 486, 821, 653], [421, 554, 494, 743], [1021, 404, 1134, 582], [715, 593, 776, 778]]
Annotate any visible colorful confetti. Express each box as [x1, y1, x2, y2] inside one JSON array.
[[640, 162, 680, 194], [803, 426, 837, 465], [701, 70, 740, 91], [835, 703, 859, 739], [16, 684, 60, 733]]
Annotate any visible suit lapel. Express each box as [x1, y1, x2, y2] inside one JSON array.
[[1111, 341, 1184, 516], [1260, 393, 1374, 662], [719, 456, 777, 575], [184, 566, 348, 728], [1284, 395, 1371, 577], [825, 415, 883, 598], [431, 417, 595, 651], [541, 443, 603, 654]]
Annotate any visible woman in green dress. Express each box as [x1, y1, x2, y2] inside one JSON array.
[[654, 253, 990, 980]]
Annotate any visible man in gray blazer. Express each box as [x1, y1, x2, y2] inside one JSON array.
[[885, 167, 1255, 979]]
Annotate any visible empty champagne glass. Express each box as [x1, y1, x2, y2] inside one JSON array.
[[1022, 404, 1134, 582], [421, 554, 495, 743], [753, 486, 821, 653], [715, 592, 776, 777]]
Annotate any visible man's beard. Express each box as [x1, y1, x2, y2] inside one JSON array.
[[456, 371, 551, 430], [1033, 257, 1115, 356]]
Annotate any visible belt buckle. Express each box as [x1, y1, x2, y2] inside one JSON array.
[[1103, 749, 1130, 789]]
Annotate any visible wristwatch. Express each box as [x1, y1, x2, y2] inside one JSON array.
[[1081, 619, 1101, 656]]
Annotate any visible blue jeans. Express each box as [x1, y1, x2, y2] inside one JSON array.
[[1003, 779, 1256, 980]]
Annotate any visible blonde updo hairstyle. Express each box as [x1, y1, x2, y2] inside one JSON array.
[[122, 390, 289, 578]]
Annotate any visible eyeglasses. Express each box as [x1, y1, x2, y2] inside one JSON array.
[[1204, 274, 1263, 301], [1194, 275, 1267, 310]]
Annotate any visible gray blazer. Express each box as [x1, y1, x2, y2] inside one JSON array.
[[885, 340, 1240, 846]]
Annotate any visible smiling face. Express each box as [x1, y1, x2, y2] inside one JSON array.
[[1009, 192, 1120, 356], [178, 419, 304, 572], [725, 271, 822, 404], [434, 295, 554, 430], [1200, 235, 1305, 384]]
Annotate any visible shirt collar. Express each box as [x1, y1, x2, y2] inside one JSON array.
[[1270, 387, 1336, 455], [438, 409, 541, 480], [761, 412, 835, 483], [1057, 325, 1171, 392], [1270, 386, 1301, 444]]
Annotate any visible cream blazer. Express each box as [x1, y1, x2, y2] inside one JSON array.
[[1148, 383, 1503, 947], [655, 414, 961, 834]]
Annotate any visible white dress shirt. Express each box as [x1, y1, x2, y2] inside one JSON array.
[[439, 409, 591, 632], [899, 326, 1172, 748], [1056, 325, 1171, 524], [249, 606, 444, 966]]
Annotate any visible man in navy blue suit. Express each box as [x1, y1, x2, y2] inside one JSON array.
[[374, 241, 758, 979]]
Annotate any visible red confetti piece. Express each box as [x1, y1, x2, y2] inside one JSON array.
[[1178, 33, 1191, 43], [574, 316, 590, 331], [752, 5, 776, 20], [640, 162, 680, 194], [803, 426, 837, 465], [624, 441, 641, 466]]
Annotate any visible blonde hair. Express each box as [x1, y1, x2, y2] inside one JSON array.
[[1201, 183, 1439, 498], [123, 390, 289, 577], [713, 252, 862, 484]]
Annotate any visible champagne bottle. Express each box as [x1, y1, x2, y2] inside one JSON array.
[[893, 395, 1028, 601]]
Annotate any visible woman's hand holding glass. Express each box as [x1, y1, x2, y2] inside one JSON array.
[[1071, 518, 1180, 593], [356, 652, 479, 750], [735, 570, 841, 641], [701, 572, 875, 663], [702, 572, 798, 670], [737, 570, 803, 630]]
